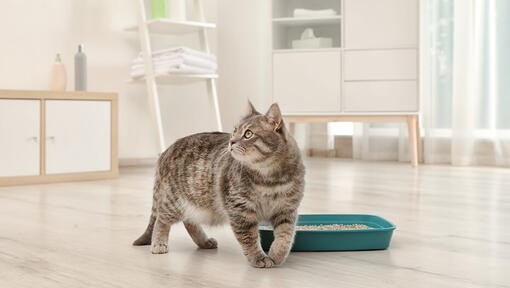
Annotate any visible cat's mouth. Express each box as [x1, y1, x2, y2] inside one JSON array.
[[230, 145, 247, 160]]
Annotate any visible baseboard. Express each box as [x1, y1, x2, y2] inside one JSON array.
[[119, 157, 157, 167]]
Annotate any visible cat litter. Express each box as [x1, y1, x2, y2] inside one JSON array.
[[259, 224, 372, 231]]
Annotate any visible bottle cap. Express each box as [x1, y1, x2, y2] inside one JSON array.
[[55, 53, 62, 62], [78, 44, 84, 52]]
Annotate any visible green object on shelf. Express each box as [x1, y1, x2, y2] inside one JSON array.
[[151, 0, 166, 19], [259, 214, 396, 251]]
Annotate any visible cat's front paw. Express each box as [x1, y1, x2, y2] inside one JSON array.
[[151, 243, 168, 254], [268, 249, 287, 265], [199, 237, 218, 249], [250, 255, 274, 268]]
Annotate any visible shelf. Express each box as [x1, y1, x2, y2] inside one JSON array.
[[273, 48, 342, 53], [272, 16, 342, 27], [124, 19, 216, 35], [127, 73, 218, 85]]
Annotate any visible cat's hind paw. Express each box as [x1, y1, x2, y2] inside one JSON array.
[[199, 237, 218, 249]]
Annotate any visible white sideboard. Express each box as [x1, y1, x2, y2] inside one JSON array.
[[0, 90, 118, 186], [271, 0, 422, 166]]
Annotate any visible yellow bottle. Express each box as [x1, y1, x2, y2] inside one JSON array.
[[49, 53, 67, 91]]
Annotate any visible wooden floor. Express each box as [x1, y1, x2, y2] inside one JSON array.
[[0, 158, 509, 288]]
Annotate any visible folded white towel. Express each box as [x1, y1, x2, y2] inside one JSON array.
[[138, 47, 216, 62], [131, 47, 217, 78], [293, 8, 338, 18]]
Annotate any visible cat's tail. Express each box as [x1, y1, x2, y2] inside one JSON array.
[[132, 211, 156, 246], [133, 158, 163, 246], [133, 183, 159, 245]]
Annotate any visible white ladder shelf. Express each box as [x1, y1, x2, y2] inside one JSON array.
[[128, 0, 222, 152]]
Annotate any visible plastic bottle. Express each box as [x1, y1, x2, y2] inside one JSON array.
[[49, 53, 67, 91], [74, 44, 87, 91], [168, 0, 186, 21], [151, 0, 166, 18]]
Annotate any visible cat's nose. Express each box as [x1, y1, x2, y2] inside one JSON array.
[[229, 140, 236, 146]]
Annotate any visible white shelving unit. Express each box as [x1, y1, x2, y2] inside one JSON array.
[[272, 15, 342, 27], [272, 0, 342, 50], [271, 0, 422, 166], [125, 0, 222, 153], [124, 18, 216, 34], [127, 73, 218, 85]]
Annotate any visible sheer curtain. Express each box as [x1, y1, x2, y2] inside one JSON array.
[[348, 0, 510, 167]]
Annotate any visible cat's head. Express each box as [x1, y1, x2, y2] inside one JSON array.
[[229, 101, 289, 168]]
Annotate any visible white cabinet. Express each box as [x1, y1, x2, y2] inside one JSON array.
[[0, 99, 40, 177], [0, 90, 118, 186], [271, 0, 419, 115], [273, 51, 341, 113], [45, 100, 111, 174], [270, 0, 422, 166], [345, 0, 418, 49]]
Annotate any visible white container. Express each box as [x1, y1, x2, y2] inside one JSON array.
[[74, 44, 87, 91], [292, 28, 333, 49], [168, 0, 186, 21], [292, 38, 332, 49]]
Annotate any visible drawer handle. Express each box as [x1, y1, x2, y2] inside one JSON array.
[[46, 136, 55, 142], [27, 136, 39, 143]]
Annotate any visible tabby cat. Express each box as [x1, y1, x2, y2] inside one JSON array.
[[133, 102, 305, 268]]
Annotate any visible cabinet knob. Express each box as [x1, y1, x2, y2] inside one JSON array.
[[27, 136, 39, 143]]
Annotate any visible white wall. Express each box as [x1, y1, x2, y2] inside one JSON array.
[[217, 0, 272, 126], [0, 0, 223, 160], [217, 0, 308, 146], [0, 0, 272, 160]]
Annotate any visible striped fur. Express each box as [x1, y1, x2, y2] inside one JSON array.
[[133, 103, 305, 268]]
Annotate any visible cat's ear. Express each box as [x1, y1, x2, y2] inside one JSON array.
[[246, 100, 260, 117], [265, 103, 287, 140]]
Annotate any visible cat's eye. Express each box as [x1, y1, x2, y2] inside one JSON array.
[[243, 130, 253, 139]]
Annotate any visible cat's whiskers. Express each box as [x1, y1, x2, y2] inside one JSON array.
[[231, 145, 244, 154], [218, 147, 229, 159]]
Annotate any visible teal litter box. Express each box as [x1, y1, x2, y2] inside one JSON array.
[[259, 214, 396, 251]]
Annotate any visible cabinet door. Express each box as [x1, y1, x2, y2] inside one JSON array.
[[45, 100, 111, 174], [345, 0, 418, 49], [0, 99, 40, 177], [273, 51, 341, 113]]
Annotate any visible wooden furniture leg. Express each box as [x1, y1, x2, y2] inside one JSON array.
[[288, 122, 295, 136], [283, 114, 420, 167], [407, 115, 418, 167], [415, 116, 423, 163]]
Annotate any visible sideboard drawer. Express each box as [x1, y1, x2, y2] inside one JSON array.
[[344, 49, 417, 81], [273, 51, 341, 113], [344, 81, 418, 112]]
